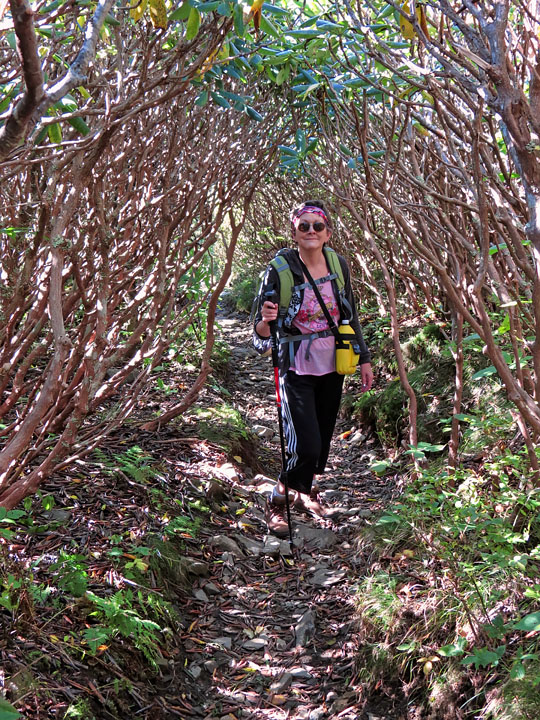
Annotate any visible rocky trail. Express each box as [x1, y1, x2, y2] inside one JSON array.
[[2, 311, 409, 720], [167, 312, 406, 719]]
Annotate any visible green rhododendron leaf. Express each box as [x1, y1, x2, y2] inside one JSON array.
[[0, 698, 21, 720], [514, 611, 540, 632]]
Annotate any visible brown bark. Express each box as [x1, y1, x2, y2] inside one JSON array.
[[1, 52, 284, 504], [345, 201, 418, 450], [448, 310, 464, 474], [0, 0, 44, 156], [140, 201, 253, 432]]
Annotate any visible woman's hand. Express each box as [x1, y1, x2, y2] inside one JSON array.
[[360, 362, 374, 392], [261, 301, 278, 324], [255, 301, 279, 337]]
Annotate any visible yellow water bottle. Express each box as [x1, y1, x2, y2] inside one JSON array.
[[335, 320, 360, 375]]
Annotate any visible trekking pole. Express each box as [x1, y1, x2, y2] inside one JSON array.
[[264, 290, 294, 549]]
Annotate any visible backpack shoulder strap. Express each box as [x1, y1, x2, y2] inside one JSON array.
[[269, 248, 345, 316], [323, 247, 345, 290], [269, 254, 294, 315]]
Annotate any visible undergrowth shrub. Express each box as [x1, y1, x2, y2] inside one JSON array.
[[487, 659, 540, 719], [187, 401, 259, 464], [84, 588, 166, 666], [222, 274, 260, 314], [354, 447, 540, 719], [210, 338, 232, 378], [352, 320, 511, 450], [401, 323, 446, 365], [0, 443, 212, 696]]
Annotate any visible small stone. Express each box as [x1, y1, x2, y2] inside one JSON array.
[[209, 535, 244, 557], [331, 697, 356, 714], [347, 517, 367, 527], [226, 501, 243, 513], [203, 582, 221, 596], [339, 507, 363, 517], [295, 609, 316, 648], [280, 539, 293, 556], [322, 506, 346, 521], [221, 551, 236, 566], [237, 537, 264, 556], [294, 525, 338, 549], [263, 536, 283, 556], [309, 568, 346, 586], [361, 451, 378, 462], [252, 473, 275, 486], [350, 431, 366, 444], [253, 424, 274, 439], [232, 347, 256, 358], [42, 509, 72, 523], [219, 463, 240, 482], [230, 691, 248, 703], [289, 667, 314, 680], [188, 664, 202, 679], [270, 673, 293, 693], [213, 636, 233, 649], [241, 474, 258, 486], [184, 559, 209, 577], [242, 636, 269, 650], [194, 589, 209, 602]]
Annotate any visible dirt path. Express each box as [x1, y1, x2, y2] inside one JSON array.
[[170, 312, 405, 719], [2, 311, 407, 720]]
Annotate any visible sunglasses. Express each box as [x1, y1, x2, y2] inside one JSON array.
[[297, 221, 327, 233]]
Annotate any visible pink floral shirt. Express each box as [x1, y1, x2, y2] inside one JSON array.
[[291, 279, 339, 375]]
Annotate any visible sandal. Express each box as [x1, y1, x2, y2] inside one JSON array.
[[265, 494, 294, 537], [295, 484, 327, 517]]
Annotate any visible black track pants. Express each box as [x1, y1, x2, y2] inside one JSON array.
[[278, 370, 344, 495]]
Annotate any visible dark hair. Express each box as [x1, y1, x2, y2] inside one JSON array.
[[290, 199, 333, 230]]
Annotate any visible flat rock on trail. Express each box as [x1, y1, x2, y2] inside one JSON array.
[[171, 312, 405, 719]]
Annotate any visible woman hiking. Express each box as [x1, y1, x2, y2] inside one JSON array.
[[253, 200, 373, 537]]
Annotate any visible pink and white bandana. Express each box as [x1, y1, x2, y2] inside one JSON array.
[[291, 206, 329, 231]]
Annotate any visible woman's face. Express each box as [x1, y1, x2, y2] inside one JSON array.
[[293, 212, 331, 253]]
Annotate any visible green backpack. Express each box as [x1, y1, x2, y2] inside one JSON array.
[[269, 247, 345, 317]]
